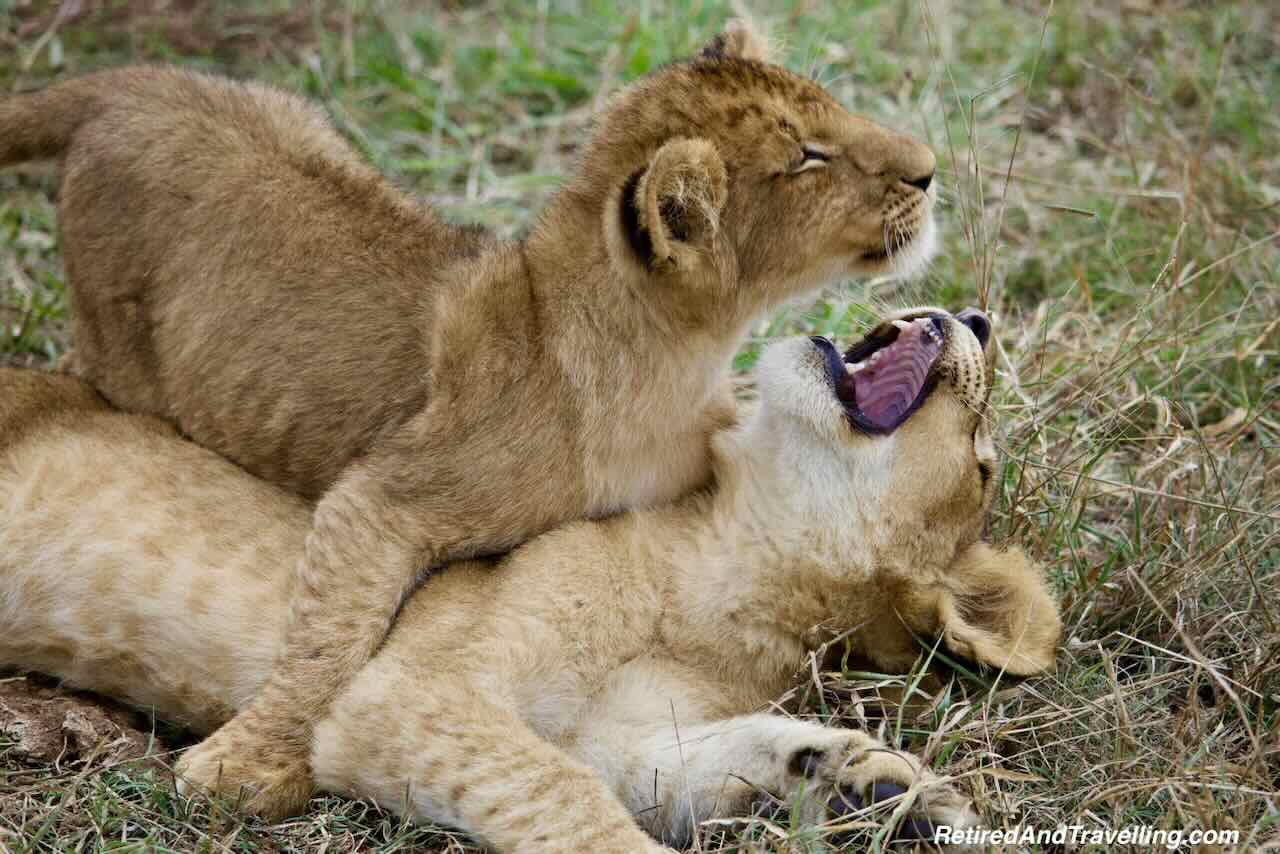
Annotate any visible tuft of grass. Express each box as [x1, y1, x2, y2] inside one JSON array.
[[2, 1, 1277, 852]]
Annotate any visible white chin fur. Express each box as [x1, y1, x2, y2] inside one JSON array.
[[885, 213, 938, 281]]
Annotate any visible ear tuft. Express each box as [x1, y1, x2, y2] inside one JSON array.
[[631, 137, 728, 273], [939, 543, 1061, 676], [701, 17, 774, 64]]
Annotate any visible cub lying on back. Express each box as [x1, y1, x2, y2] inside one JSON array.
[[0, 308, 1060, 852], [0, 21, 940, 814]]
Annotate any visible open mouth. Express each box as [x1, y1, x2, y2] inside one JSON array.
[[812, 315, 945, 433]]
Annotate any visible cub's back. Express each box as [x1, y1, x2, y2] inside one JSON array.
[[0, 367, 107, 448], [50, 67, 494, 497], [0, 369, 310, 730]]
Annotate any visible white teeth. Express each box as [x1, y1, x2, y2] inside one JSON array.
[[892, 319, 912, 331], [846, 359, 867, 374], [870, 350, 883, 363]]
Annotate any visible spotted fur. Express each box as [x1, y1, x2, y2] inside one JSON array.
[[0, 311, 1061, 852], [0, 20, 940, 817]]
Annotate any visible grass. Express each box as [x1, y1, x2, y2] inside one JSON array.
[[2, 0, 1277, 851]]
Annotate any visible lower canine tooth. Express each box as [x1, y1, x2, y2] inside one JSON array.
[[847, 360, 867, 373], [892, 319, 912, 331]]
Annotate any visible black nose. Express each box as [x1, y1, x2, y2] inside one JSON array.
[[905, 171, 933, 192], [956, 307, 990, 348]]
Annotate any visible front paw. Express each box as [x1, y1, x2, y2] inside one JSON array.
[[175, 723, 314, 821], [788, 736, 978, 845]]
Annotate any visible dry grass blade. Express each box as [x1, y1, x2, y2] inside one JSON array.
[[2, 1, 1278, 852]]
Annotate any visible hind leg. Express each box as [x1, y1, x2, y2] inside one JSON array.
[[57, 172, 169, 416], [63, 284, 167, 415]]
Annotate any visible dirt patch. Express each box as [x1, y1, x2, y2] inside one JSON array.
[[0, 675, 162, 768]]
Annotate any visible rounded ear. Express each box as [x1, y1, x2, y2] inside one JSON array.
[[938, 543, 1061, 676], [630, 137, 728, 274], [700, 18, 775, 64]]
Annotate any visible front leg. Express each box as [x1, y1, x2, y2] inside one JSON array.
[[311, 675, 674, 854], [175, 418, 563, 819], [613, 714, 978, 848]]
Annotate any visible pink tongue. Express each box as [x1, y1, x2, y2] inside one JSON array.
[[852, 322, 939, 429]]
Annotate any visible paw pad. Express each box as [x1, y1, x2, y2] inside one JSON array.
[[828, 781, 936, 843]]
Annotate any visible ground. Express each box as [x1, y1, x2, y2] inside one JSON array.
[[1, 0, 1277, 852]]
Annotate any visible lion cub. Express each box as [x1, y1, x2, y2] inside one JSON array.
[[0, 309, 1060, 852], [0, 23, 940, 815]]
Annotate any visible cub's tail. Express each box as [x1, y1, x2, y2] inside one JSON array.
[[0, 73, 110, 167]]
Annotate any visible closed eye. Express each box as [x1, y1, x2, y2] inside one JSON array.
[[791, 145, 832, 174]]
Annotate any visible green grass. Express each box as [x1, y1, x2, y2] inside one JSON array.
[[2, 1, 1277, 851]]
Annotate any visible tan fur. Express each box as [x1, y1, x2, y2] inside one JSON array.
[[0, 22, 941, 816], [0, 310, 1060, 852]]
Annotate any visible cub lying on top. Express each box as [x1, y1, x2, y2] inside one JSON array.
[[0, 308, 1060, 853], [0, 21, 940, 814]]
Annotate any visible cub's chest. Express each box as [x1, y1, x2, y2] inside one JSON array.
[[558, 335, 735, 516], [583, 425, 713, 517]]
